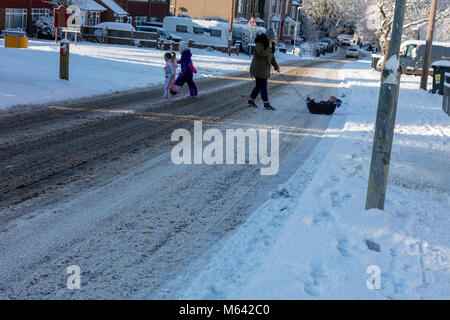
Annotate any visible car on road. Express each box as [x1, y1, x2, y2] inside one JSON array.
[[136, 26, 182, 42], [319, 38, 336, 53], [346, 47, 359, 58], [94, 22, 135, 32], [341, 39, 351, 46]]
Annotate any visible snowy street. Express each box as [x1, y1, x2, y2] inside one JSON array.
[[0, 51, 348, 299], [1, 0, 449, 305]]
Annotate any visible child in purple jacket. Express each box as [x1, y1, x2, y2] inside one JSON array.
[[170, 42, 198, 97]]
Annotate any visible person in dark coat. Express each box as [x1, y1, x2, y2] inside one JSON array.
[[248, 28, 280, 110], [170, 42, 198, 97]]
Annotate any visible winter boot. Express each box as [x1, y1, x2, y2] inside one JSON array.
[[248, 99, 258, 108], [264, 102, 276, 110]]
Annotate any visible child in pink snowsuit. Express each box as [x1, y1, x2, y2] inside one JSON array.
[[168, 51, 178, 95], [170, 42, 198, 97]]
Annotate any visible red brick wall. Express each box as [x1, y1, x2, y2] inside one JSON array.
[[128, 1, 169, 22], [149, 2, 169, 21], [128, 1, 148, 17], [0, 0, 50, 9], [115, 0, 129, 11], [0, 8, 5, 31]]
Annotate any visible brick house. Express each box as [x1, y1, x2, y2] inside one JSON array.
[[0, 0, 51, 32], [95, 0, 129, 23], [168, 0, 299, 41]]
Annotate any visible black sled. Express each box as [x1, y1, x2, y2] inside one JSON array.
[[306, 97, 342, 115]]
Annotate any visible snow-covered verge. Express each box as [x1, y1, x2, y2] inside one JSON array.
[[182, 57, 450, 299], [0, 39, 302, 110]]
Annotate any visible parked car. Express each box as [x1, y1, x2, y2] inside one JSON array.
[[397, 40, 450, 75], [341, 39, 351, 46], [93, 22, 135, 32], [319, 38, 336, 52], [136, 26, 182, 42], [346, 47, 359, 58], [291, 36, 304, 46], [163, 16, 230, 47], [143, 21, 164, 28], [376, 41, 450, 74], [317, 41, 328, 55]]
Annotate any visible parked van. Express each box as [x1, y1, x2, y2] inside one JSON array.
[[398, 40, 450, 75], [163, 16, 229, 47]]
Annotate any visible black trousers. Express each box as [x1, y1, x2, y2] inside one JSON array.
[[250, 77, 269, 103]]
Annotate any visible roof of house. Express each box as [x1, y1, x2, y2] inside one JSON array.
[[76, 0, 107, 12], [284, 16, 295, 24], [271, 16, 281, 22], [99, 0, 128, 15]]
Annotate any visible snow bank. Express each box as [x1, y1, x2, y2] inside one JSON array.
[[183, 56, 450, 299]]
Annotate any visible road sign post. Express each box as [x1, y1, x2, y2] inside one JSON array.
[[248, 17, 257, 57]]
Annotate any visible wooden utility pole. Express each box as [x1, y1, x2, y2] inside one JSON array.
[[228, 0, 235, 56], [420, 0, 438, 90], [366, 0, 407, 210]]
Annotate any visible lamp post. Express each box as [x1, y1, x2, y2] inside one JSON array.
[[293, 6, 301, 47]]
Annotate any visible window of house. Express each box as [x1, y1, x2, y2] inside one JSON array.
[[193, 27, 204, 34], [6, 9, 27, 30], [135, 16, 148, 26], [284, 22, 292, 36], [272, 1, 277, 15], [176, 25, 188, 32], [116, 16, 124, 23], [238, 0, 245, 13], [31, 8, 50, 22], [255, 0, 259, 13], [247, 0, 253, 14], [210, 29, 221, 37], [89, 12, 100, 26]]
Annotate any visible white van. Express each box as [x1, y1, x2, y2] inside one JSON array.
[[163, 16, 229, 46]]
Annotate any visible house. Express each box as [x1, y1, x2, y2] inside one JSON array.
[[0, 0, 118, 32], [264, 0, 298, 41], [167, 0, 300, 41], [0, 0, 51, 32], [95, 0, 130, 23]]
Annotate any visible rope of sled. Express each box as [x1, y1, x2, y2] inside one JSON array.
[[279, 72, 308, 103]]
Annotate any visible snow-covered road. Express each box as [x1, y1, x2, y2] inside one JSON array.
[[0, 54, 347, 299]]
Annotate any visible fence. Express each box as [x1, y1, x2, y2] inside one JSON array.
[[80, 26, 240, 55], [443, 73, 450, 116], [80, 26, 158, 48]]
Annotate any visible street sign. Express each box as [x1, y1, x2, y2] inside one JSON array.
[[54, 6, 68, 28], [248, 17, 257, 29]]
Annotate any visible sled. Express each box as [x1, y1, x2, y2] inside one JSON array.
[[280, 73, 343, 115], [306, 96, 342, 115]]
